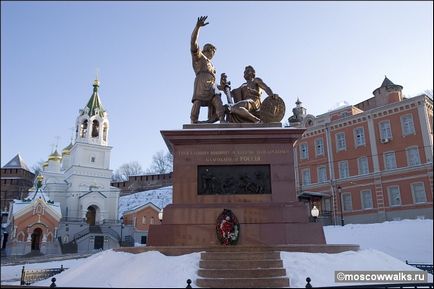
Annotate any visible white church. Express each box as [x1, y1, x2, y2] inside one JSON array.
[[10, 80, 125, 254]]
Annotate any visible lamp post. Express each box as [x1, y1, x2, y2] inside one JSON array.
[[338, 186, 344, 226], [120, 216, 124, 246], [311, 205, 320, 222]]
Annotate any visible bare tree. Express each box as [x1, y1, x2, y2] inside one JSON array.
[[146, 150, 173, 174], [31, 160, 45, 176], [424, 89, 433, 98], [112, 161, 144, 181]]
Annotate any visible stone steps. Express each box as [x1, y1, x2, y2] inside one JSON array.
[[199, 259, 284, 269], [196, 250, 289, 288], [196, 277, 289, 288], [198, 268, 287, 278], [201, 251, 281, 260]]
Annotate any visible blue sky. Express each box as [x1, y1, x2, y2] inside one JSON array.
[[1, 1, 433, 172]]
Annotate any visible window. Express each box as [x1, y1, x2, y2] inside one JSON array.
[[411, 183, 427, 204], [90, 156, 96, 163], [142, 216, 146, 224], [80, 120, 88, 138], [384, 152, 397, 170], [336, 132, 346, 151], [323, 198, 332, 212], [401, 114, 415, 136], [150, 217, 155, 224], [354, 127, 366, 147], [388, 186, 401, 206], [300, 143, 308, 160], [92, 120, 100, 138], [406, 147, 420, 166], [315, 138, 324, 156], [361, 190, 373, 209], [302, 169, 311, 185], [379, 121, 392, 139], [317, 166, 327, 183], [338, 160, 349, 179], [103, 123, 108, 141], [342, 193, 352, 211], [358, 156, 369, 175]]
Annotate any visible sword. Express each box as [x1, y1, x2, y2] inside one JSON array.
[[220, 73, 233, 105]]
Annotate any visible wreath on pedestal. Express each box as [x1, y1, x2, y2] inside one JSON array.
[[216, 209, 240, 245]]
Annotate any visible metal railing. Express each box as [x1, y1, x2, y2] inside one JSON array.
[[20, 265, 66, 285]]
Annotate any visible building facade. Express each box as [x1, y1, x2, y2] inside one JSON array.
[[6, 175, 62, 256], [3, 79, 124, 255], [1, 154, 35, 213], [121, 202, 161, 245], [292, 77, 433, 225]]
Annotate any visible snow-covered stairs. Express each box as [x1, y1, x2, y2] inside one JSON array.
[[196, 250, 289, 288]]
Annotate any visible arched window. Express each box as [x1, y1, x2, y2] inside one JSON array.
[[103, 123, 108, 141], [92, 120, 99, 138], [80, 120, 88, 138], [17, 231, 25, 242]]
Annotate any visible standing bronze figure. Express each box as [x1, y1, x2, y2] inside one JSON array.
[[190, 16, 225, 124]]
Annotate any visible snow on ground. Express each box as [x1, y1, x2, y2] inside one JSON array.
[[282, 249, 432, 288], [324, 219, 433, 263], [1, 219, 432, 287], [118, 186, 173, 218]]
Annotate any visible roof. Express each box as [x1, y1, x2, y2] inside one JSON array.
[[381, 76, 396, 87], [123, 202, 161, 215], [11, 186, 62, 217], [62, 142, 74, 154], [84, 79, 105, 118], [2, 154, 31, 171], [373, 76, 403, 95]]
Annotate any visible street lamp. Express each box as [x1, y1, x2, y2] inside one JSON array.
[[338, 186, 345, 226], [158, 209, 163, 223], [311, 205, 319, 222], [120, 216, 124, 246]]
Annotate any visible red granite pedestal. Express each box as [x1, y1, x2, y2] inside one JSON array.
[[148, 124, 326, 246]]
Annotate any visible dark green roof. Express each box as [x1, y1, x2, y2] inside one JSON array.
[[381, 76, 396, 87], [84, 80, 105, 117]]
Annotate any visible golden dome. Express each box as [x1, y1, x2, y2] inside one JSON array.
[[48, 150, 62, 161]]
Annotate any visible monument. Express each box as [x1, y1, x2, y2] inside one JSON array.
[[147, 16, 328, 247]]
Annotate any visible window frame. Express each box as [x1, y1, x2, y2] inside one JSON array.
[[357, 156, 369, 175], [379, 120, 393, 140], [338, 160, 349, 179], [387, 185, 401, 207], [405, 146, 421, 167], [360, 190, 373, 209], [411, 182, 427, 204], [317, 165, 327, 183], [341, 192, 353, 212], [335, 132, 347, 152], [354, 127, 366, 147], [315, 138, 324, 157], [299, 142, 309, 160], [383, 151, 397, 170], [400, 113, 416, 136]]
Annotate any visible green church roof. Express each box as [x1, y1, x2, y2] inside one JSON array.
[[84, 79, 105, 118]]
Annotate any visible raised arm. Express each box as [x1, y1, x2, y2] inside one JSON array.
[[255, 77, 274, 97], [191, 16, 209, 53]]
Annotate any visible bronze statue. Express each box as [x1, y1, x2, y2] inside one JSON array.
[[190, 16, 225, 124], [220, 66, 279, 123]]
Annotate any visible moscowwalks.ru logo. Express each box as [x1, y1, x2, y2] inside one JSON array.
[[335, 271, 428, 283]]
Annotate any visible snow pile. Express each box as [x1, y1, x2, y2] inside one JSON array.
[[324, 219, 433, 263], [1, 219, 432, 287]]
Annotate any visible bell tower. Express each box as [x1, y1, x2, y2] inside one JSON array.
[[75, 79, 109, 146]]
